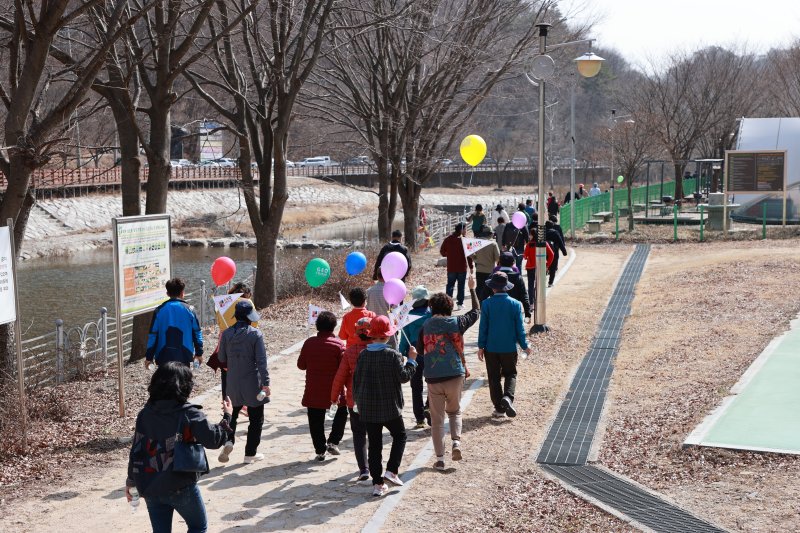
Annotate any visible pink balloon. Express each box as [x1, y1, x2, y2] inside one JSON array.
[[211, 256, 236, 286], [383, 278, 407, 306], [380, 251, 409, 280], [511, 211, 528, 229]]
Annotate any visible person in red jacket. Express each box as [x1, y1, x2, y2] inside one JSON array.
[[297, 311, 347, 461], [522, 239, 554, 313], [331, 317, 372, 480], [338, 287, 376, 347], [440, 222, 473, 310]]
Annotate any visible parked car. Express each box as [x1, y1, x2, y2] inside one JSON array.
[[508, 157, 529, 165], [479, 156, 499, 166], [345, 155, 370, 166], [198, 160, 220, 167], [214, 158, 237, 168], [299, 156, 338, 167], [436, 158, 453, 166], [170, 159, 193, 167]]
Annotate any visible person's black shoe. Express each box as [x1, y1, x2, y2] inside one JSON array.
[[501, 396, 517, 418]]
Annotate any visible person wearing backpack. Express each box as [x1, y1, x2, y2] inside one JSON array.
[[126, 362, 233, 533]]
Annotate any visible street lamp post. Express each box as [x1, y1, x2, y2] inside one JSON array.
[[529, 23, 603, 333]]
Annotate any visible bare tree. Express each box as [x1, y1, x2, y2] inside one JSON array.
[[609, 104, 658, 231], [188, 0, 335, 307], [312, 0, 548, 249], [636, 47, 756, 202], [0, 1, 143, 367], [765, 41, 800, 117]]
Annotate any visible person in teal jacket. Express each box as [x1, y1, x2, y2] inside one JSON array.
[[398, 285, 432, 429], [478, 272, 531, 418]]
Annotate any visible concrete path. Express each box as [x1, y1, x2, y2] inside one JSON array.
[[686, 312, 800, 455]]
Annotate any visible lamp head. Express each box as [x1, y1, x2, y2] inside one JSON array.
[[574, 52, 604, 78]]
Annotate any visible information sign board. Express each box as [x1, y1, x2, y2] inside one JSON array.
[[113, 215, 172, 318], [0, 226, 16, 325], [725, 150, 786, 193]]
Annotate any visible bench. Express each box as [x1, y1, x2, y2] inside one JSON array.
[[593, 211, 612, 222], [586, 220, 602, 233]]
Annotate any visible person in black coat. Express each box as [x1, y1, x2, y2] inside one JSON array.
[[373, 230, 411, 281], [545, 220, 567, 287], [126, 362, 232, 532], [502, 221, 529, 272], [482, 252, 531, 321]]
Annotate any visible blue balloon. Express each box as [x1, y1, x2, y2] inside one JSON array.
[[345, 252, 368, 276]]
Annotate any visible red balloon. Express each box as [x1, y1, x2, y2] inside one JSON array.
[[211, 256, 236, 286]]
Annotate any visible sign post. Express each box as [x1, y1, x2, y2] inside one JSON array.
[[1, 219, 25, 451], [112, 215, 172, 416], [724, 150, 788, 235]]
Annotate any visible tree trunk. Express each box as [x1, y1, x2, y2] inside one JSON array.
[[144, 106, 172, 214], [130, 106, 172, 362], [402, 188, 420, 253], [109, 101, 142, 217], [673, 163, 685, 205], [376, 158, 391, 242], [253, 228, 278, 308]]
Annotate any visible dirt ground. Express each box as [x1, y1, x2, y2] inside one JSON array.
[[385, 246, 637, 532], [600, 240, 800, 532]]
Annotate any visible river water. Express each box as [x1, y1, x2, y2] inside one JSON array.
[[16, 247, 316, 339]]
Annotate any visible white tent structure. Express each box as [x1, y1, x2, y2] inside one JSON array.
[[732, 117, 800, 223]]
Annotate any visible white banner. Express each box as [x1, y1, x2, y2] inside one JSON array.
[[339, 292, 351, 310], [0, 227, 17, 325], [114, 215, 172, 317], [462, 237, 494, 257], [213, 293, 243, 314], [308, 304, 325, 326], [389, 300, 423, 331]]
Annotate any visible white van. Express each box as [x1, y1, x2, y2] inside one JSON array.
[[299, 156, 336, 167]]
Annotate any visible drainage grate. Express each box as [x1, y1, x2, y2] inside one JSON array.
[[536, 245, 727, 532], [537, 244, 650, 465], [541, 465, 725, 533]]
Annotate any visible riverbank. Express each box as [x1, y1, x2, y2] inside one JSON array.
[[21, 179, 535, 259]]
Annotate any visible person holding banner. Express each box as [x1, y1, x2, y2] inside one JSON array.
[[398, 286, 432, 429], [338, 288, 376, 347], [210, 283, 257, 401], [470, 226, 500, 301], [440, 223, 473, 311], [145, 278, 203, 369], [420, 275, 480, 470], [217, 301, 270, 464]]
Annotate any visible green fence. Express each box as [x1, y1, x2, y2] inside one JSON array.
[[561, 178, 697, 235]]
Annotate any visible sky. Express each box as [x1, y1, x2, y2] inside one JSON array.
[[557, 0, 800, 69]]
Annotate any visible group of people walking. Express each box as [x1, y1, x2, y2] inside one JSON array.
[[124, 210, 553, 530]]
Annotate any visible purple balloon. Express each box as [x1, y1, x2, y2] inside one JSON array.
[[383, 278, 407, 306], [511, 211, 527, 229], [380, 251, 409, 280]]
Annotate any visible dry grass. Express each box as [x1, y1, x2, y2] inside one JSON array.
[[599, 240, 800, 532]]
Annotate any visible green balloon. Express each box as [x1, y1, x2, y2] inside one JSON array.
[[305, 258, 331, 288], [617, 175, 624, 183]]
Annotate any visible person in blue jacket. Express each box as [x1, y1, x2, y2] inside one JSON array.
[[145, 278, 203, 368], [398, 285, 433, 429], [477, 272, 531, 418]]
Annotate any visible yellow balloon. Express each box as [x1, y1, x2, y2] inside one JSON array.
[[460, 135, 487, 167]]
